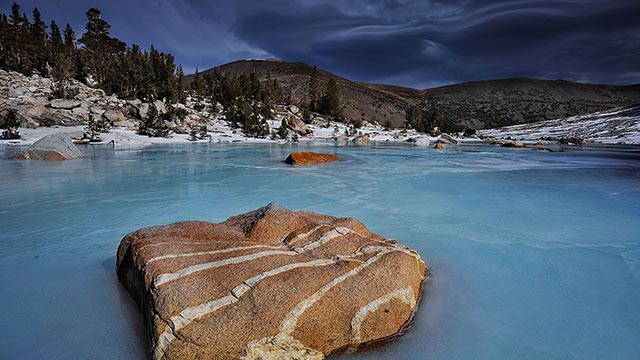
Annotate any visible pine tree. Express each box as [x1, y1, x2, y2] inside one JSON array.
[[300, 100, 312, 124], [405, 104, 422, 130], [138, 103, 169, 137], [78, 8, 126, 87], [308, 65, 319, 111], [175, 65, 187, 103], [30, 7, 47, 74], [51, 52, 79, 99], [63, 23, 75, 53], [0, 14, 10, 68], [320, 78, 341, 118], [191, 68, 205, 97], [0, 109, 21, 140], [7, 3, 29, 72], [48, 21, 63, 55], [277, 120, 289, 139], [84, 114, 110, 141]]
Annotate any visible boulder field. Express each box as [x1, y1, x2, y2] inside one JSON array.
[[116, 203, 427, 359]]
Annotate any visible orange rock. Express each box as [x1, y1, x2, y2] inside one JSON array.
[[285, 151, 340, 166], [434, 143, 446, 150], [116, 203, 427, 360]]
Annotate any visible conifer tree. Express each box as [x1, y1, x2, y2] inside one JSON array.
[[51, 52, 79, 99], [175, 65, 187, 103], [0, 14, 9, 68], [7, 3, 27, 72], [191, 68, 205, 97], [320, 78, 341, 118], [30, 7, 47, 74], [63, 23, 76, 53], [307, 65, 319, 111], [0, 109, 21, 140], [78, 8, 126, 87], [48, 21, 63, 55]]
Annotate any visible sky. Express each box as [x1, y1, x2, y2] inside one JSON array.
[[2, 0, 639, 88]]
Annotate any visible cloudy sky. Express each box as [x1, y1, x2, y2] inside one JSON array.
[[3, 0, 639, 88]]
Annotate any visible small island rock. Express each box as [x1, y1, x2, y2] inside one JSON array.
[[285, 151, 340, 166], [116, 203, 427, 360]]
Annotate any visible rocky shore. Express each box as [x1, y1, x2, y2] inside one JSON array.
[[1, 69, 450, 148]]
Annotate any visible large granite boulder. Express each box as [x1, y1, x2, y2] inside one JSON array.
[[438, 133, 458, 145], [281, 114, 312, 136], [285, 152, 340, 166], [116, 203, 427, 360], [12, 134, 83, 160]]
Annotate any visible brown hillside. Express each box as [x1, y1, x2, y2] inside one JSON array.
[[188, 60, 640, 130]]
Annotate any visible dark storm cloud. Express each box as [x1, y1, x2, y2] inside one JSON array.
[[3, 0, 639, 88]]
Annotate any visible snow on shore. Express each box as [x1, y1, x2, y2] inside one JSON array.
[[479, 106, 640, 144], [0, 118, 435, 149]]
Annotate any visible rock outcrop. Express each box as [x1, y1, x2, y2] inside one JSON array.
[[438, 133, 458, 144], [284, 152, 340, 166], [352, 135, 369, 144], [281, 114, 312, 136], [116, 203, 427, 360], [501, 142, 526, 148], [407, 137, 430, 147], [12, 133, 83, 160]]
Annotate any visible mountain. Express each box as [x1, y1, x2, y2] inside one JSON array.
[[191, 60, 640, 130], [423, 78, 640, 130], [193, 60, 424, 127], [479, 105, 640, 144]]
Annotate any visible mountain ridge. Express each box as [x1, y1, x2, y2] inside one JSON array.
[[189, 59, 640, 130]]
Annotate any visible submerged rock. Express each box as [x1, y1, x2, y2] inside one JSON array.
[[352, 134, 369, 144], [434, 143, 446, 150], [12, 134, 83, 160], [406, 137, 430, 146], [501, 142, 526, 148], [285, 151, 340, 166], [116, 203, 427, 359], [558, 137, 587, 146]]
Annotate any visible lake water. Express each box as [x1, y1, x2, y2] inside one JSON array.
[[1, 142, 639, 359]]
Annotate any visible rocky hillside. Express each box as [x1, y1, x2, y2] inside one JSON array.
[[194, 60, 640, 131], [0, 69, 214, 133], [479, 105, 640, 144], [193, 60, 424, 127], [423, 78, 640, 131], [1, 68, 434, 147]]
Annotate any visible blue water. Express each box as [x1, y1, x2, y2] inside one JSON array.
[[1, 143, 639, 359]]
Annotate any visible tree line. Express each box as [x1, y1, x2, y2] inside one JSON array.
[[0, 3, 183, 102], [302, 65, 342, 122], [0, 2, 350, 138]]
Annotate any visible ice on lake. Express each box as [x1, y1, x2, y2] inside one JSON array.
[[1, 143, 639, 359]]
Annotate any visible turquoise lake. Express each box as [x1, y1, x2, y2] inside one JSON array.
[[1, 143, 639, 359]]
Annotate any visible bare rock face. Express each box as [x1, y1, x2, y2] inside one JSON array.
[[116, 203, 427, 360], [284, 152, 340, 166], [12, 134, 83, 160]]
